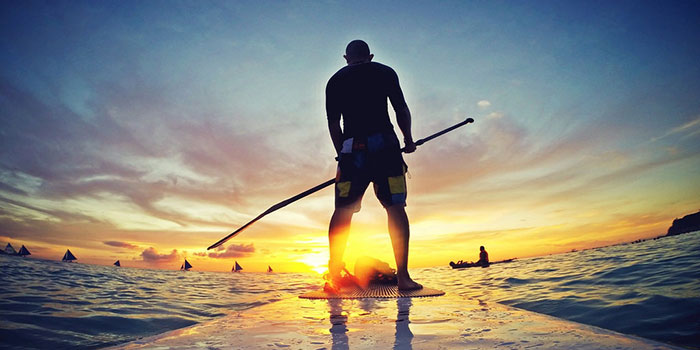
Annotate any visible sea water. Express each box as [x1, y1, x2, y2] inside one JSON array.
[[435, 230, 700, 349], [0, 231, 698, 350]]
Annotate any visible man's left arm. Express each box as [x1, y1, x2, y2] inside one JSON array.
[[328, 119, 344, 156], [326, 79, 344, 156]]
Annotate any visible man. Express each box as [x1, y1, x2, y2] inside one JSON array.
[[325, 40, 422, 290], [477, 246, 489, 267]]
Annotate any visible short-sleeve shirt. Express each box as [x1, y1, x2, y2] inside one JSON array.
[[326, 62, 408, 139]]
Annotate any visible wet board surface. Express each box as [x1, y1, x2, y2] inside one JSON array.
[[300, 284, 445, 299], [109, 293, 686, 350]]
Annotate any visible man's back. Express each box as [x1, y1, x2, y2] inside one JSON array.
[[326, 62, 407, 138]]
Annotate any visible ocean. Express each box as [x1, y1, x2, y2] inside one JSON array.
[[1, 230, 698, 350]]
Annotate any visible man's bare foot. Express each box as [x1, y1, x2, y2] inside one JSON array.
[[323, 282, 339, 293], [397, 277, 423, 291]]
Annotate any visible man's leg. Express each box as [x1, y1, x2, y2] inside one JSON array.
[[386, 205, 422, 290], [328, 208, 354, 278]]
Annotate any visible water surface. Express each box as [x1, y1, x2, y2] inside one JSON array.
[[1, 231, 698, 349]]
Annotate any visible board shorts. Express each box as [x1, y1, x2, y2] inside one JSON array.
[[335, 131, 408, 212]]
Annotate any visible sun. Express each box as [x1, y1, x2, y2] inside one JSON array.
[[296, 251, 329, 274]]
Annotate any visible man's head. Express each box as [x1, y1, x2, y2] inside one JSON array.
[[344, 40, 374, 65], [480, 246, 485, 251]]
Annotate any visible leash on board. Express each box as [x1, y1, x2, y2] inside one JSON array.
[[207, 117, 475, 250]]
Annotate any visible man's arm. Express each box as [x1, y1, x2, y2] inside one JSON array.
[[396, 106, 416, 153], [328, 119, 344, 156]]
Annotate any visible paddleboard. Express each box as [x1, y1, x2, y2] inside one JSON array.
[[300, 284, 445, 299], [108, 293, 685, 350]]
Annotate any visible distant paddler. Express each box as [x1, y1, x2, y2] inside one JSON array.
[[450, 246, 496, 268], [477, 246, 490, 267]]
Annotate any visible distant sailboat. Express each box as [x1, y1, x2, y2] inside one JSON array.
[[4, 243, 17, 255], [181, 259, 192, 271], [62, 249, 77, 262], [17, 245, 30, 257], [114, 260, 121, 267], [232, 261, 243, 272], [267, 265, 273, 273]]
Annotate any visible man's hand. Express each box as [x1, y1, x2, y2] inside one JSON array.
[[402, 140, 416, 153]]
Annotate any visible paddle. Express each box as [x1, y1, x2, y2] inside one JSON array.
[[207, 117, 475, 250]]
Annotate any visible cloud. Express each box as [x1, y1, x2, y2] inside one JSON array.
[[477, 100, 491, 108], [207, 243, 255, 259], [103, 241, 139, 249], [140, 247, 180, 262], [0, 74, 323, 231], [651, 116, 700, 142]]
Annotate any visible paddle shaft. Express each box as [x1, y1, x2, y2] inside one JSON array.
[[207, 117, 474, 250]]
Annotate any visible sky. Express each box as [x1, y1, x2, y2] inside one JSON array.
[[1, 0, 699, 273]]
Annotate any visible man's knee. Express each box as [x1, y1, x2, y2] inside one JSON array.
[[331, 208, 354, 225], [334, 207, 355, 217], [385, 203, 407, 213], [385, 204, 409, 220]]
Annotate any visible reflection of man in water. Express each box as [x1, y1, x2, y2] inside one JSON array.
[[477, 246, 489, 266], [394, 298, 413, 350], [326, 40, 422, 291], [328, 299, 349, 350]]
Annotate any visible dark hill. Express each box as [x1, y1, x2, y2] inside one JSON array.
[[666, 211, 700, 236]]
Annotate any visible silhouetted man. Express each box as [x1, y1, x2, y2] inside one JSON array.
[[477, 246, 489, 267], [325, 40, 422, 290]]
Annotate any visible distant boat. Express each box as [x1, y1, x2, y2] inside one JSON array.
[[62, 249, 77, 262], [114, 260, 121, 267], [232, 261, 242, 272], [181, 259, 192, 271], [267, 265, 273, 273], [17, 245, 30, 257], [4, 243, 17, 255]]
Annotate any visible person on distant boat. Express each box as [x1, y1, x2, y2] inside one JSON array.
[[325, 40, 421, 291], [477, 246, 489, 267]]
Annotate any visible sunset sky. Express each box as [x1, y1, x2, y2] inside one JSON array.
[[1, 1, 699, 273]]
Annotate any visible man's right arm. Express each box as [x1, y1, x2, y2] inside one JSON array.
[[328, 119, 343, 155]]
